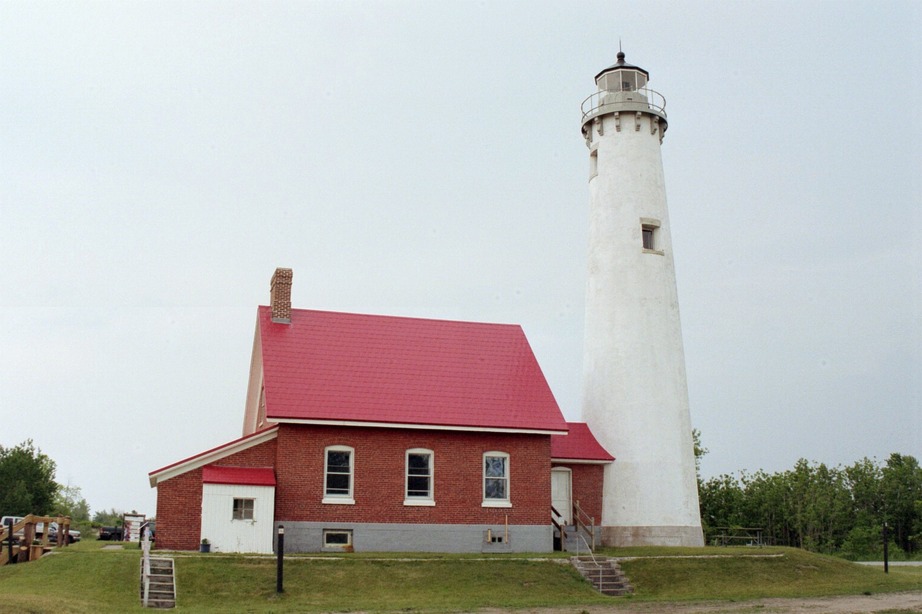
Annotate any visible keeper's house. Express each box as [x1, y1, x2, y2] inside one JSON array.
[[149, 269, 612, 553]]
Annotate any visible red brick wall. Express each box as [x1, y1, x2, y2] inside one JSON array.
[[275, 425, 551, 526], [154, 438, 278, 550], [155, 469, 202, 550], [156, 426, 554, 550], [553, 462, 605, 523]]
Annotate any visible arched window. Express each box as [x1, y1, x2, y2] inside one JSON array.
[[482, 451, 511, 507], [323, 445, 355, 504], [405, 448, 435, 506]]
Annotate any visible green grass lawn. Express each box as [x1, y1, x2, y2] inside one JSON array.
[[609, 546, 922, 601], [0, 540, 919, 613]]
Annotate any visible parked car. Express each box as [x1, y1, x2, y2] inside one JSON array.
[[97, 526, 123, 540], [46, 522, 80, 543]]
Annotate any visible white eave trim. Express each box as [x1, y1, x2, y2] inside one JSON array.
[[149, 427, 279, 488], [551, 457, 614, 465], [271, 417, 567, 436]]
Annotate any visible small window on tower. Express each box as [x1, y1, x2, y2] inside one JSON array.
[[642, 226, 655, 249], [589, 149, 598, 180], [640, 218, 663, 254]]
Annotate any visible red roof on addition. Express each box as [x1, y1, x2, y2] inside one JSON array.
[[148, 426, 280, 487], [551, 422, 614, 462], [257, 306, 568, 433], [202, 466, 276, 486]]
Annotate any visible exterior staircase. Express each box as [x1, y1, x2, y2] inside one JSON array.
[[571, 556, 633, 596], [140, 556, 176, 608], [560, 525, 582, 552]]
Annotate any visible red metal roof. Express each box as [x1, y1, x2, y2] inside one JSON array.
[[551, 422, 614, 462], [202, 466, 276, 486], [148, 426, 279, 487], [257, 306, 568, 433]]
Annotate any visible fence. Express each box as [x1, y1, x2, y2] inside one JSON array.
[[1, 514, 73, 566]]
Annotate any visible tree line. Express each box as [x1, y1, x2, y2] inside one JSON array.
[[698, 449, 922, 559], [0, 439, 126, 532], [6, 436, 920, 558]]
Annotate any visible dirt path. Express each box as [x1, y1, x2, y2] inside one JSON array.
[[477, 591, 922, 613]]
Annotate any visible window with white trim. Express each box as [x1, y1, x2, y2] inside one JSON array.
[[405, 449, 434, 505], [323, 445, 355, 504], [232, 498, 254, 520], [483, 451, 511, 507]]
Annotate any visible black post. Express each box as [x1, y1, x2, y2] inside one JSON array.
[[6, 518, 14, 565], [882, 522, 889, 574], [276, 525, 285, 593]]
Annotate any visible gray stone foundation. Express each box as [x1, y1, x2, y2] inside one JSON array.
[[275, 521, 552, 553]]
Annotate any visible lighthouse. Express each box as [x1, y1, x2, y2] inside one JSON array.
[[580, 52, 704, 547]]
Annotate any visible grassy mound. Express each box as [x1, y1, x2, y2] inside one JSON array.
[[609, 546, 922, 601], [0, 540, 918, 612]]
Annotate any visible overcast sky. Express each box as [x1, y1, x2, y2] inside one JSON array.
[[1, 1, 919, 518]]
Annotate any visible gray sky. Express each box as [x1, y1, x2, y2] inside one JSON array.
[[1, 1, 919, 517]]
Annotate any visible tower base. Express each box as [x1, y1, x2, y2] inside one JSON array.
[[601, 525, 704, 547]]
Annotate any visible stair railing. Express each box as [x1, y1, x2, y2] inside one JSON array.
[[573, 500, 596, 550], [1, 514, 71, 566], [141, 531, 151, 607], [550, 505, 566, 548], [572, 531, 608, 593]]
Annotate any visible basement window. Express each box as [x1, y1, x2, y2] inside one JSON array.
[[232, 498, 254, 521], [323, 529, 353, 550]]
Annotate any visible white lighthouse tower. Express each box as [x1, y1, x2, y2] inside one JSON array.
[[580, 52, 704, 547]]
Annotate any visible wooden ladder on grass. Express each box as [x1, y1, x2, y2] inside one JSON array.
[[140, 553, 176, 608]]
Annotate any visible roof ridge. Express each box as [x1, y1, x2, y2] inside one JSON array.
[[256, 304, 521, 328]]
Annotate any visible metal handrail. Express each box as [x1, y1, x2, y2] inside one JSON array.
[[580, 87, 667, 122], [573, 500, 596, 550], [572, 531, 608, 594]]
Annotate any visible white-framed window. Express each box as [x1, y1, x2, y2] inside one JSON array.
[[483, 451, 511, 507], [640, 217, 663, 254], [232, 498, 255, 520], [323, 445, 355, 504], [322, 529, 353, 550], [405, 448, 434, 506]]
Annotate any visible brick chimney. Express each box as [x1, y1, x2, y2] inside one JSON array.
[[270, 268, 293, 324]]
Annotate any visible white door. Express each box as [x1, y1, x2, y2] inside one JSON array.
[[551, 468, 572, 524]]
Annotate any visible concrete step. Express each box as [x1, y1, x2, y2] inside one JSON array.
[[571, 556, 633, 596], [145, 599, 175, 609]]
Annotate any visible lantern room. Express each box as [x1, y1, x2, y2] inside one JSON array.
[[595, 51, 649, 92]]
